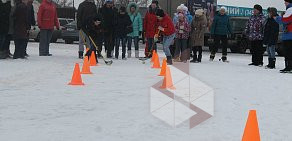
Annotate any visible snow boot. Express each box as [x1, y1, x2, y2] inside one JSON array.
[[221, 56, 228, 62], [190, 59, 197, 63], [79, 51, 83, 59], [248, 62, 257, 66], [280, 60, 292, 73], [209, 54, 215, 61], [127, 50, 131, 58], [111, 50, 114, 58], [167, 56, 173, 65], [0, 51, 6, 59], [198, 54, 202, 62], [265, 58, 276, 69], [135, 50, 139, 58]]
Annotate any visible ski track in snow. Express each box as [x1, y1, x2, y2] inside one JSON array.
[[0, 42, 292, 141]]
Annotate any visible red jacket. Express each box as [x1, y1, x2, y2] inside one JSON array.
[[37, 0, 60, 30], [143, 11, 157, 38], [282, 6, 292, 32], [157, 14, 175, 36]]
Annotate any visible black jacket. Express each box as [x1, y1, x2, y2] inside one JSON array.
[[0, 1, 11, 34], [263, 18, 279, 46], [27, 2, 36, 27], [77, 1, 98, 30], [99, 5, 118, 33], [114, 13, 132, 38], [86, 14, 103, 39], [13, 2, 29, 39]]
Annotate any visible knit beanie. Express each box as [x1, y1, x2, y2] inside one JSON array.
[[156, 9, 165, 17], [254, 4, 263, 13], [152, 0, 158, 5]]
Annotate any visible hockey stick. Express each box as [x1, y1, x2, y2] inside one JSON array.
[[80, 30, 113, 65]]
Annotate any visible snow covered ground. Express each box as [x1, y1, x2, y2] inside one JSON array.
[[1, 42, 292, 141]]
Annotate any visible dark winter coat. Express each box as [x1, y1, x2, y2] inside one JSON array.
[[157, 14, 175, 36], [77, 1, 97, 31], [143, 7, 158, 38], [0, 0, 11, 34], [86, 14, 103, 39], [245, 13, 265, 41], [27, 2, 35, 27], [99, 5, 118, 34], [210, 13, 232, 35], [13, 2, 29, 39], [190, 14, 207, 47], [114, 13, 132, 38], [263, 18, 279, 46], [37, 0, 60, 30]]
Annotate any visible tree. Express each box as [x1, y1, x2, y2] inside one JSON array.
[[96, 0, 148, 8], [54, 0, 73, 7]]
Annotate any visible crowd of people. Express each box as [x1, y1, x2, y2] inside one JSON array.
[[0, 0, 291, 73], [0, 0, 58, 59]]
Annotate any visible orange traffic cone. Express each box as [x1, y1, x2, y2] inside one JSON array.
[[160, 66, 175, 89], [151, 50, 156, 63], [89, 51, 97, 66], [242, 110, 261, 141], [152, 53, 161, 68], [81, 56, 92, 74], [68, 63, 85, 85], [158, 58, 167, 76]]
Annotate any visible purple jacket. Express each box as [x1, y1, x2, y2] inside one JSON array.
[[245, 13, 265, 41]]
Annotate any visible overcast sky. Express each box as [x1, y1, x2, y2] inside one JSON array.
[[73, 0, 286, 11]]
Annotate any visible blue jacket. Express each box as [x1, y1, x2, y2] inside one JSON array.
[[275, 3, 292, 41], [211, 13, 232, 35], [127, 2, 143, 37]]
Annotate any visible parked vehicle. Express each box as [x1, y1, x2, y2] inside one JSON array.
[[29, 18, 74, 43], [61, 21, 79, 44]]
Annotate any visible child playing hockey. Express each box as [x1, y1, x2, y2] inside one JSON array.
[[155, 9, 176, 65]]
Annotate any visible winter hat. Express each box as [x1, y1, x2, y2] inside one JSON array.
[[130, 4, 136, 9], [195, 9, 204, 16], [220, 6, 227, 12], [156, 9, 165, 17], [285, 0, 292, 3], [177, 4, 188, 11], [254, 4, 263, 13], [183, 5, 188, 12], [152, 0, 158, 5]]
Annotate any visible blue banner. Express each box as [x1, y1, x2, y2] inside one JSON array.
[[218, 5, 283, 17]]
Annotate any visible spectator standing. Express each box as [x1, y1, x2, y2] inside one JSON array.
[[37, 0, 60, 56]]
